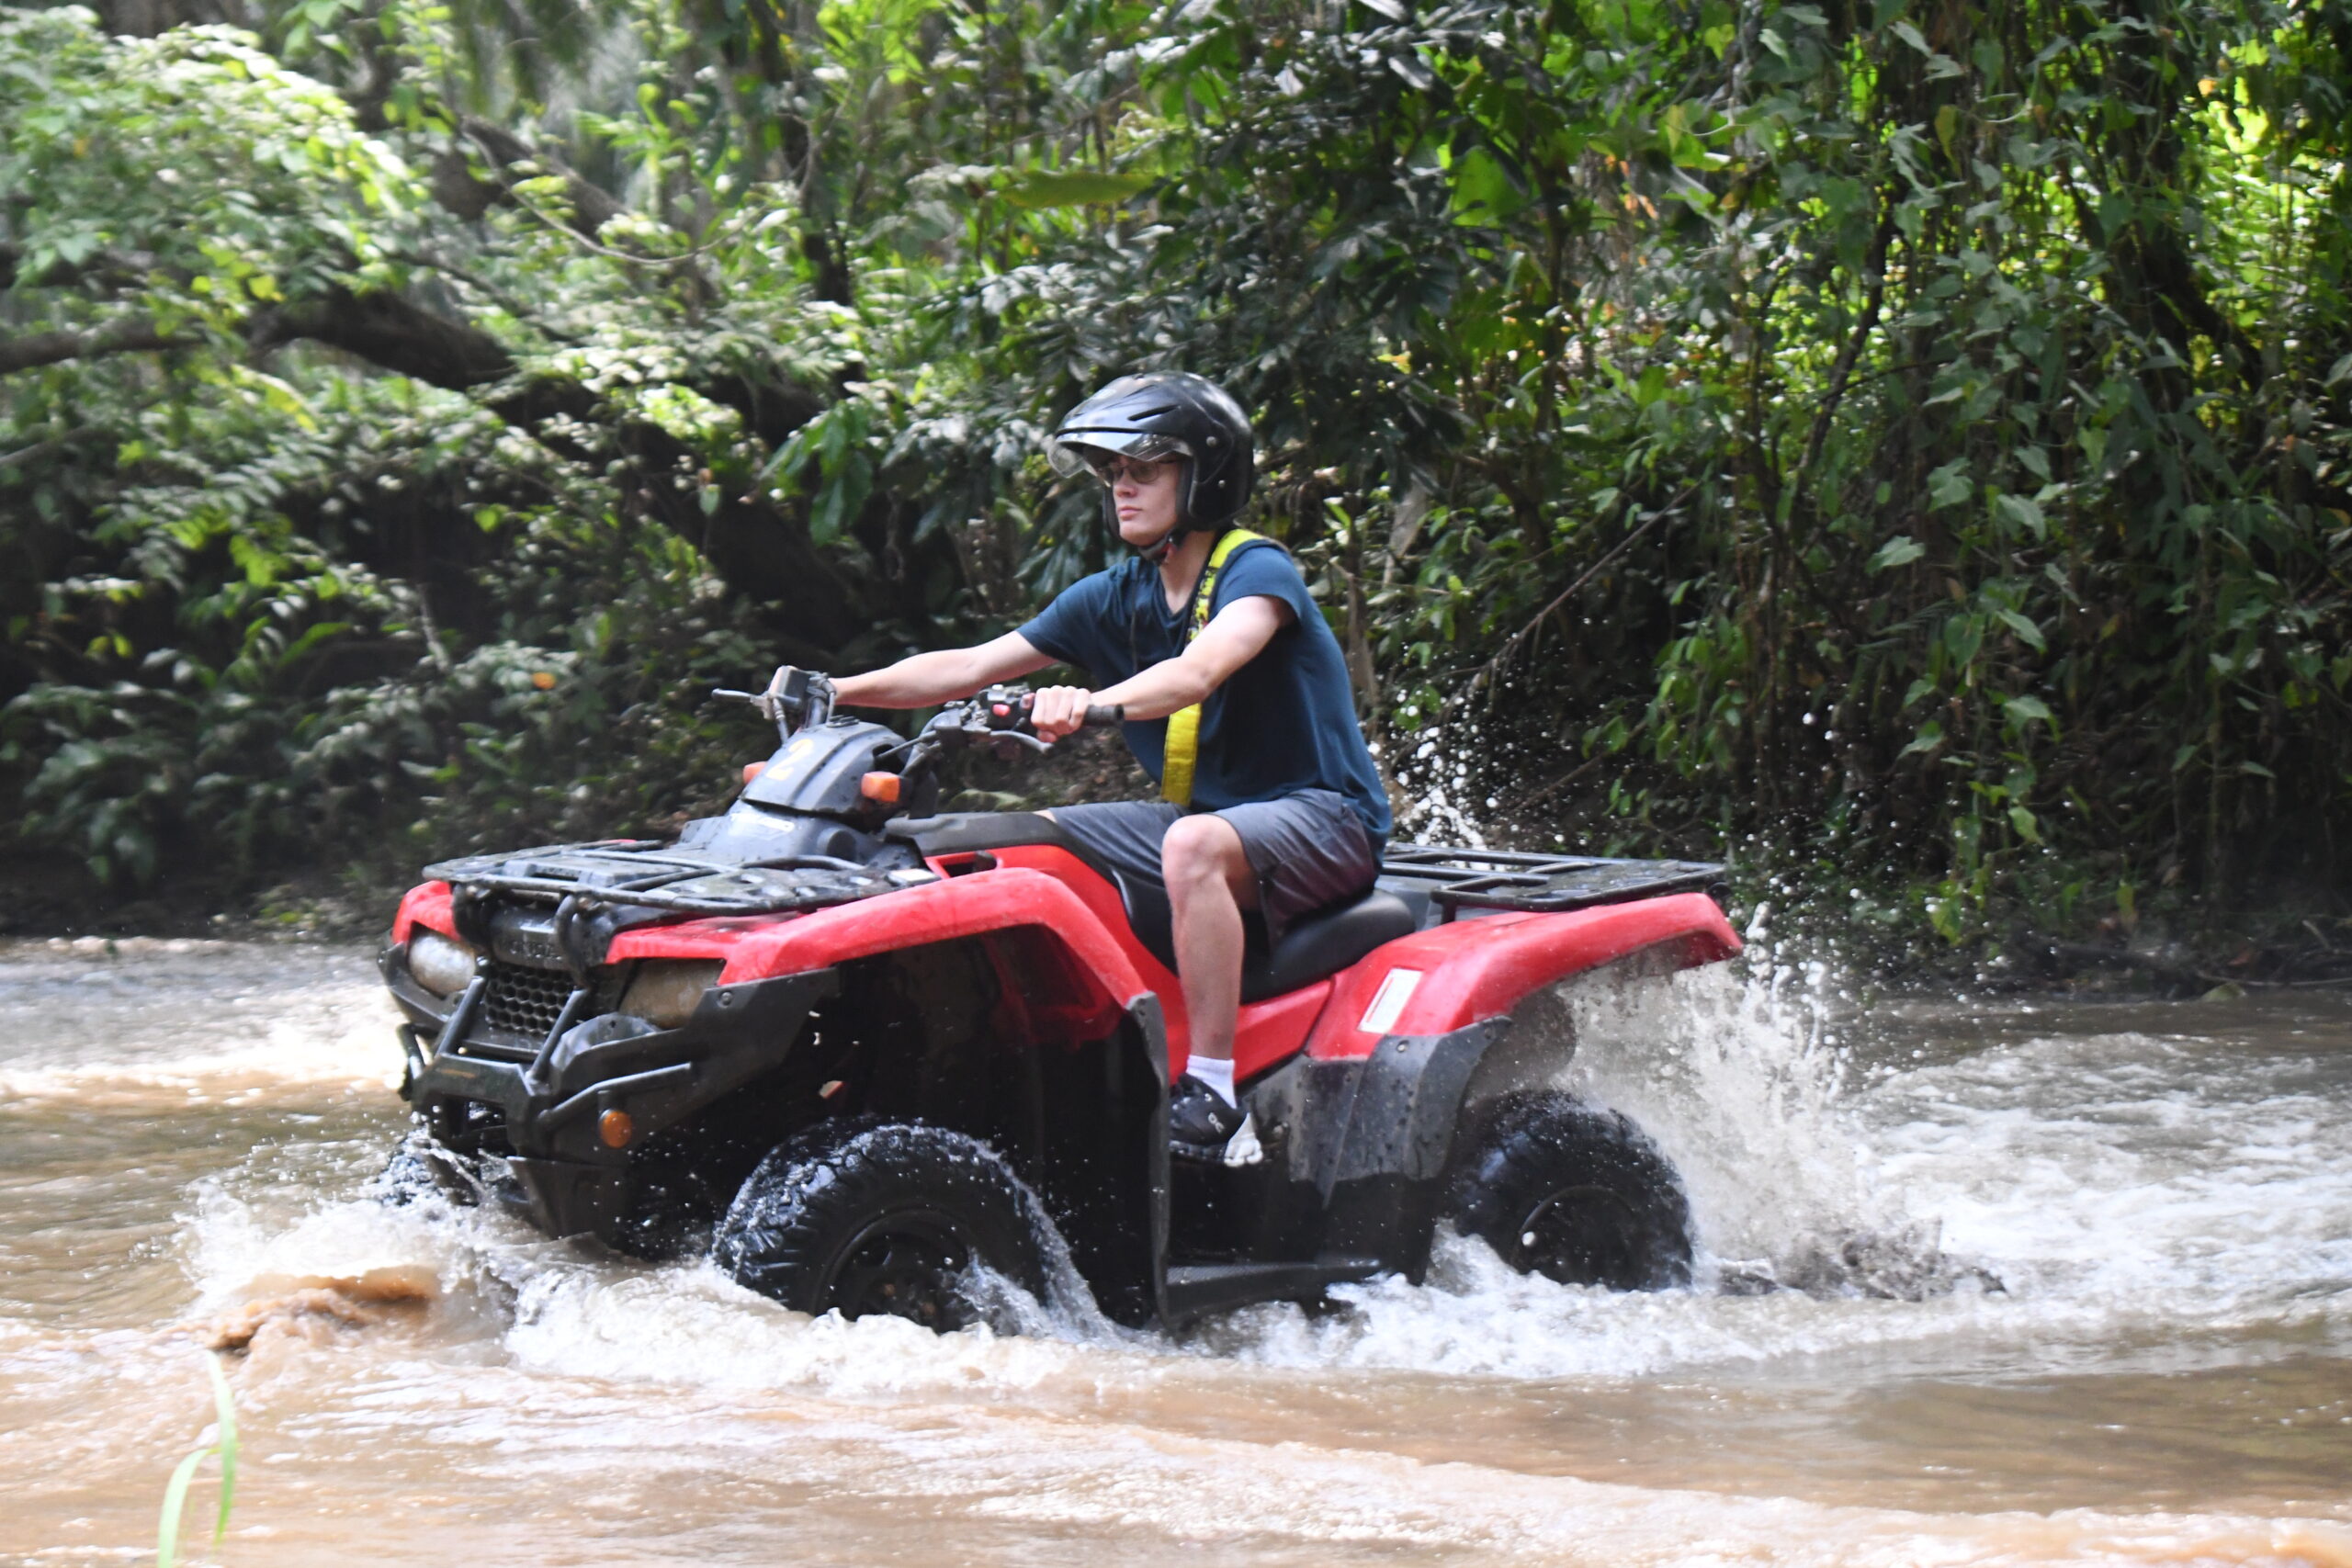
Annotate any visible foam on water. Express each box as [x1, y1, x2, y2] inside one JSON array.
[[1860, 1029, 2352, 1326], [1556, 957, 1878, 1261], [163, 952, 2352, 1399], [184, 1150, 1156, 1398], [502, 1257, 1114, 1394], [13, 942, 2350, 1562], [0, 938, 398, 1102], [1214, 967, 2352, 1379]]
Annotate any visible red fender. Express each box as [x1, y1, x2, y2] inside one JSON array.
[[392, 869, 1159, 1072], [399, 871, 1148, 1015], [1304, 892, 1741, 1061], [939, 843, 1333, 1079], [392, 869, 1736, 1084], [394, 881, 455, 945], [1231, 979, 1331, 1083], [607, 867, 1149, 1010]]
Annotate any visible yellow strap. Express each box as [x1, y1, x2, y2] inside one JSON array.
[[1159, 528, 1270, 807]]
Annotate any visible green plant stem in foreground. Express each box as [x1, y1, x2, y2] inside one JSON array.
[[157, 1353, 238, 1568]]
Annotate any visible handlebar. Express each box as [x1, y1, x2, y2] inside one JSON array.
[[925, 684, 1124, 757], [719, 671, 1121, 761], [715, 665, 836, 741]]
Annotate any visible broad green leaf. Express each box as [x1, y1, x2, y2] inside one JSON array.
[[1994, 492, 2047, 537], [999, 168, 1153, 209], [1992, 607, 2046, 651], [1927, 461, 1973, 510], [2003, 694, 2053, 727], [1867, 535, 1926, 573]]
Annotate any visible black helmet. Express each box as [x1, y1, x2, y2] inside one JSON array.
[[1046, 372, 1254, 534]]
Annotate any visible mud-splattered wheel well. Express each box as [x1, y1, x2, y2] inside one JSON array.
[[636, 932, 1163, 1322]]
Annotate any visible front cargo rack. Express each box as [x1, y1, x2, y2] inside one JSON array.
[[424, 840, 911, 918], [1377, 845, 1725, 919]]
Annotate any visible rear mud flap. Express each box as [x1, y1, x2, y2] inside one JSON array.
[[1311, 1018, 1506, 1272], [1321, 1019, 1508, 1191], [1184, 1016, 1512, 1287]]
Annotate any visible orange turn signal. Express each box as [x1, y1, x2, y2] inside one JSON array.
[[598, 1109, 634, 1148], [860, 771, 902, 804], [741, 761, 764, 785]]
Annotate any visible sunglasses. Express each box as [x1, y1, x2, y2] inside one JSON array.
[[1047, 431, 1193, 480], [1090, 454, 1177, 486]]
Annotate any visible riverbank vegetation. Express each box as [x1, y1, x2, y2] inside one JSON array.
[[4, 0, 2348, 967]]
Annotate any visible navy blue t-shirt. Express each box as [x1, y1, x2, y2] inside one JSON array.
[[1017, 539, 1392, 843]]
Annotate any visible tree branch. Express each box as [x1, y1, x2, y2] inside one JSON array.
[[431, 117, 626, 237], [0, 320, 187, 376], [1795, 202, 1898, 493], [257, 287, 519, 389], [1459, 486, 1693, 711], [254, 287, 857, 646], [0, 426, 111, 471], [0, 242, 162, 292], [4, 261, 855, 644]]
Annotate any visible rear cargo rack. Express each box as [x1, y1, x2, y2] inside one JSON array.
[[1377, 844, 1725, 919]]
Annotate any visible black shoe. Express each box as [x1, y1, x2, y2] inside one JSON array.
[[1169, 1075, 1245, 1159]]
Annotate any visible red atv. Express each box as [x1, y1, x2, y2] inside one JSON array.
[[380, 671, 1739, 1329]]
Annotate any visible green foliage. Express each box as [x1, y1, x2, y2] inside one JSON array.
[[156, 1352, 236, 1568], [4, 0, 2349, 942]]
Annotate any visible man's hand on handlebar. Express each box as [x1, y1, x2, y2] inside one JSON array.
[[1027, 684, 1095, 741]]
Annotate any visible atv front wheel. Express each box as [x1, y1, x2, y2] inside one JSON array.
[[712, 1121, 1049, 1330], [1444, 1091, 1692, 1291], [376, 1125, 479, 1206]]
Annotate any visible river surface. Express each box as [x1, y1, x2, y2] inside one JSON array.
[[4, 936, 2350, 1566]]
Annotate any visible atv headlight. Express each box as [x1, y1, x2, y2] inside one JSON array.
[[619, 960, 723, 1029], [407, 930, 479, 998]]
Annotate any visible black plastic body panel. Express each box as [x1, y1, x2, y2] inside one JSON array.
[[1166, 1013, 1525, 1302], [739, 716, 903, 820], [401, 969, 836, 1239], [1378, 845, 1726, 917]]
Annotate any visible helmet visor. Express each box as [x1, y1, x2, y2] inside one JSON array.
[[1046, 428, 1193, 479]]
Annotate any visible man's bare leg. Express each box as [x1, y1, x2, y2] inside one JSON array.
[[1160, 814, 1258, 1063]]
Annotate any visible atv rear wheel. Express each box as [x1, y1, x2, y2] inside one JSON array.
[[712, 1121, 1049, 1331], [1444, 1091, 1692, 1291]]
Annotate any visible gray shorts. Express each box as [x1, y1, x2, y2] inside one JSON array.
[[1050, 789, 1381, 945]]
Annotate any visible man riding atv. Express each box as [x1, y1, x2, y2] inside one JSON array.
[[835, 372, 1389, 1162], [379, 374, 1739, 1331]]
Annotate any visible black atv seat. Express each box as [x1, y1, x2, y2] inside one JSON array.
[[886, 813, 1418, 1001], [1233, 886, 1418, 1001]]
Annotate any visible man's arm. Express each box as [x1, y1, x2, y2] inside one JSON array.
[[834, 631, 1056, 709], [1031, 597, 1292, 738]]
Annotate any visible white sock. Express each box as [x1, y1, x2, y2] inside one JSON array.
[[1188, 1054, 1238, 1108]]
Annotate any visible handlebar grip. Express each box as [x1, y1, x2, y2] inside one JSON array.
[[1083, 705, 1125, 728]]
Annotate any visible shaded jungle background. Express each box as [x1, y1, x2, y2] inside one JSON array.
[[3, 0, 2348, 968]]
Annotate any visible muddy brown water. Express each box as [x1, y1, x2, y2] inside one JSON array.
[[4, 937, 2350, 1565]]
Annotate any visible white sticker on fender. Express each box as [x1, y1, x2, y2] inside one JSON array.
[[1359, 968, 1424, 1035]]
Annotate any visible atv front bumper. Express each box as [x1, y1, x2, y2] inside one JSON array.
[[385, 950, 835, 1240]]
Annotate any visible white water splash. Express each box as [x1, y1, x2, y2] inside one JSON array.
[[1555, 959, 1876, 1267], [148, 949, 2352, 1398], [0, 937, 398, 1103]]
